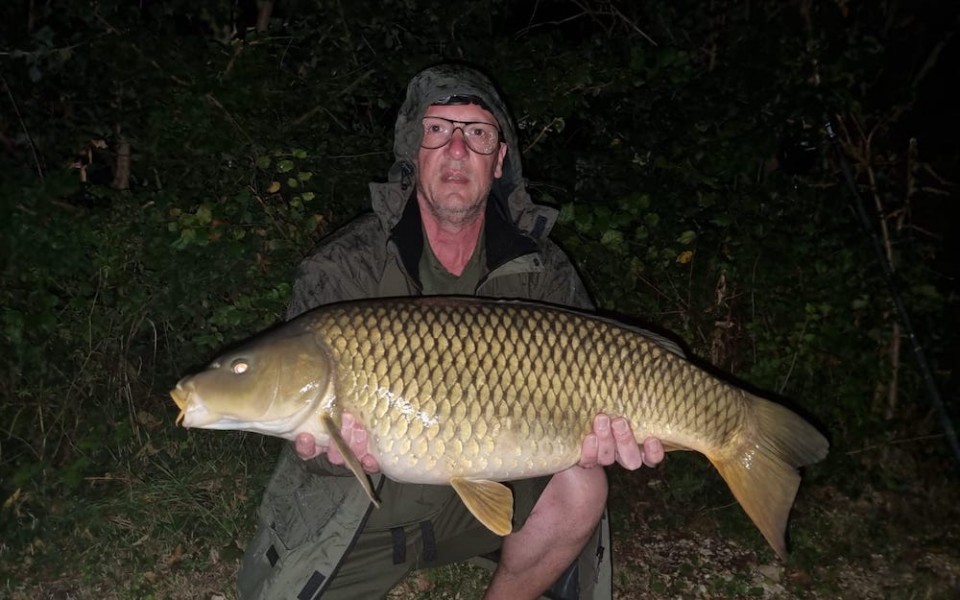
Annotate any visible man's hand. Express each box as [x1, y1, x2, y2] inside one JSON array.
[[294, 412, 380, 474], [579, 413, 664, 470]]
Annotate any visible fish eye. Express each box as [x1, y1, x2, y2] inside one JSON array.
[[231, 359, 249, 374]]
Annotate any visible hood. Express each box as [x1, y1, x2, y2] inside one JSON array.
[[370, 63, 556, 239]]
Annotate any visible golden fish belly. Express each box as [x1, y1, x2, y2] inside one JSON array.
[[310, 298, 746, 483], [370, 411, 585, 484]]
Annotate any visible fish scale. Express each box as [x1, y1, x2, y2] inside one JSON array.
[[171, 296, 828, 558]]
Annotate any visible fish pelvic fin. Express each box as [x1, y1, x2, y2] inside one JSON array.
[[321, 414, 381, 508], [661, 441, 693, 452], [711, 396, 829, 561], [450, 477, 514, 536]]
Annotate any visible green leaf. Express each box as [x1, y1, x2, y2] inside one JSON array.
[[912, 284, 942, 301], [600, 230, 624, 248], [195, 205, 213, 225]]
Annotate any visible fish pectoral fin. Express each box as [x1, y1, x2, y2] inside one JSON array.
[[321, 414, 381, 508], [450, 477, 514, 536]]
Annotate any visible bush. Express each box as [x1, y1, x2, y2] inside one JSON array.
[[1, 0, 956, 550]]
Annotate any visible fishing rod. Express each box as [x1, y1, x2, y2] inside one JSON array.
[[824, 119, 960, 468]]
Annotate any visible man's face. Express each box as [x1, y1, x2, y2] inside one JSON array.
[[416, 103, 508, 227]]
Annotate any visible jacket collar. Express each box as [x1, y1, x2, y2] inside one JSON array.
[[371, 180, 558, 241], [386, 189, 542, 288]]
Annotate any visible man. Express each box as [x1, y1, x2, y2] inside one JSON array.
[[237, 63, 665, 600]]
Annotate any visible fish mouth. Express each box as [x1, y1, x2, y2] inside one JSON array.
[[170, 384, 189, 426], [168, 380, 263, 431]]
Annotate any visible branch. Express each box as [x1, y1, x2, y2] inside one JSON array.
[[291, 68, 375, 127], [514, 10, 589, 38], [1, 72, 44, 182], [610, 3, 657, 46], [256, 0, 274, 33], [912, 30, 955, 89], [112, 140, 131, 190], [846, 434, 946, 455], [523, 117, 564, 155], [205, 93, 255, 145]]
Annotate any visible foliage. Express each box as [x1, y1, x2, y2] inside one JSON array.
[[1, 0, 957, 595]]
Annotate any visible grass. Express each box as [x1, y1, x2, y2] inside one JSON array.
[[1, 416, 276, 600], [2, 400, 959, 599]]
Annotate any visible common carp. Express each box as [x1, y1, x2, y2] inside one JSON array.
[[170, 297, 828, 559]]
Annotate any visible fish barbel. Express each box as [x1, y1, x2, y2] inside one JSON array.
[[170, 297, 828, 559]]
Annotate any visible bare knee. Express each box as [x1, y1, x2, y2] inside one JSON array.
[[554, 467, 607, 528], [528, 467, 608, 541], [492, 468, 608, 593]]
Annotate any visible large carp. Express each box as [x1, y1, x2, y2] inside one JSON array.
[[170, 297, 828, 559]]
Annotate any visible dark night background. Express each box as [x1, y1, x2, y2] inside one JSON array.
[[2, 1, 959, 597]]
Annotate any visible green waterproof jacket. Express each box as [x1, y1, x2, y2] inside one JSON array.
[[237, 64, 610, 600], [284, 62, 592, 322]]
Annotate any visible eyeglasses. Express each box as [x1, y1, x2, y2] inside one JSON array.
[[421, 116, 502, 155]]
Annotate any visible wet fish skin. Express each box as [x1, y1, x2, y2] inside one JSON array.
[[171, 297, 829, 559]]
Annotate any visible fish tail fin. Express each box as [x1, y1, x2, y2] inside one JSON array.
[[709, 396, 829, 560]]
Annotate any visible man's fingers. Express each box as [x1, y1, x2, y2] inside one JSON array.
[[295, 432, 321, 460], [580, 433, 599, 468], [352, 426, 368, 456], [594, 414, 616, 465], [326, 439, 344, 465], [612, 418, 644, 470], [351, 426, 380, 473], [641, 436, 665, 467], [580, 413, 664, 471], [361, 455, 380, 473], [328, 424, 359, 466], [341, 412, 380, 473], [292, 415, 379, 470]]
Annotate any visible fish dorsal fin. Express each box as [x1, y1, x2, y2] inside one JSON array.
[[321, 414, 381, 507], [450, 477, 514, 536]]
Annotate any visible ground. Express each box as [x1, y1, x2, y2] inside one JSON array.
[[2, 436, 958, 599]]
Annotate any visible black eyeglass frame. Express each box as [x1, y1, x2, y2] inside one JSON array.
[[420, 116, 504, 155]]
